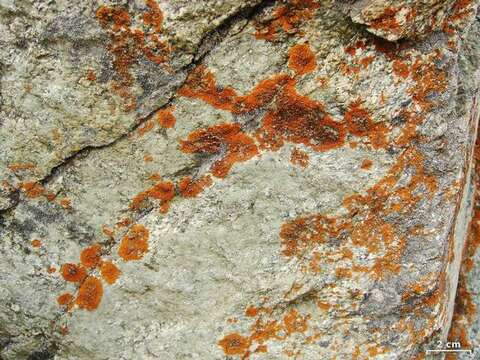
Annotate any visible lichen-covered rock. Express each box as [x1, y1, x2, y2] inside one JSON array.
[[1, 0, 480, 359], [337, 0, 479, 41]]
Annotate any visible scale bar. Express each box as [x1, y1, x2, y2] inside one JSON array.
[[426, 349, 473, 353]]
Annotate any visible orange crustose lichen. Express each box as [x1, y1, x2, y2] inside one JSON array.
[[80, 244, 102, 268], [290, 147, 309, 167], [218, 333, 251, 356], [254, 0, 320, 42], [178, 175, 213, 198], [20, 182, 45, 198], [100, 261, 121, 284], [31, 239, 42, 248], [344, 100, 389, 149], [118, 224, 150, 261], [57, 293, 74, 307], [156, 107, 176, 128], [130, 180, 175, 210], [180, 123, 259, 178], [288, 43, 316, 75], [95, 1, 170, 112], [75, 276, 104, 311], [61, 263, 87, 283]]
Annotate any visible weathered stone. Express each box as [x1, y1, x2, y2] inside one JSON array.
[[1, 0, 480, 359]]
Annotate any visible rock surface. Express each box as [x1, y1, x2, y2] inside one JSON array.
[[0, 0, 479, 359]]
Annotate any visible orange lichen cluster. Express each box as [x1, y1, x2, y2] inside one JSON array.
[[369, 7, 401, 33], [180, 123, 259, 178], [156, 106, 176, 128], [7, 162, 36, 173], [290, 147, 309, 167], [280, 148, 437, 281], [288, 43, 316, 75], [392, 59, 410, 79], [409, 56, 447, 111], [254, 0, 320, 42], [100, 261, 121, 284], [130, 180, 174, 209], [19, 181, 45, 199], [80, 244, 102, 268], [86, 69, 97, 81], [118, 224, 150, 261], [360, 159, 373, 170], [61, 263, 87, 283], [31, 239, 42, 248], [96, 1, 170, 112], [178, 175, 213, 198], [76, 276, 103, 311], [57, 293, 74, 307], [219, 306, 310, 358], [59, 197, 72, 209], [344, 101, 389, 149]]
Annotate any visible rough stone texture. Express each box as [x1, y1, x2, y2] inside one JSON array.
[[1, 0, 480, 359]]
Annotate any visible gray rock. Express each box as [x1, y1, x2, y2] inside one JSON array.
[[1, 0, 479, 359]]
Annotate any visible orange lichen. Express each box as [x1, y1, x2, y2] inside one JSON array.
[[137, 120, 155, 137], [61, 263, 87, 283], [409, 57, 447, 111], [360, 159, 373, 170], [100, 261, 121, 284], [117, 218, 132, 227], [86, 69, 97, 81], [130, 180, 175, 210], [20, 182, 44, 198], [256, 79, 346, 152], [118, 224, 150, 261], [392, 59, 410, 79], [245, 306, 259, 317], [344, 101, 389, 149], [75, 276, 103, 311], [218, 333, 251, 356], [283, 308, 308, 334], [96, 1, 170, 112], [8, 162, 36, 172], [57, 293, 73, 306], [156, 107, 176, 128], [254, 0, 320, 42], [180, 123, 258, 178], [370, 7, 400, 32], [31, 239, 41, 248], [80, 244, 102, 269], [47, 266, 56, 274], [143, 154, 154, 162], [178, 175, 213, 198], [290, 147, 309, 167], [59, 197, 72, 209], [288, 44, 316, 75]]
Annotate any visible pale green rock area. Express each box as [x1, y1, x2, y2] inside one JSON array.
[[0, 0, 480, 359]]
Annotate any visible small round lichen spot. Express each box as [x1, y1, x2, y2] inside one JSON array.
[[31, 239, 42, 248], [100, 261, 121, 284], [218, 333, 250, 355], [118, 224, 150, 261], [61, 263, 87, 283], [288, 44, 316, 75], [57, 293, 73, 307], [75, 276, 103, 311], [360, 159, 373, 170], [80, 244, 102, 268], [156, 107, 176, 128]]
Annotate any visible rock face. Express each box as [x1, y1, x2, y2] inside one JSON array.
[[0, 0, 479, 359]]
